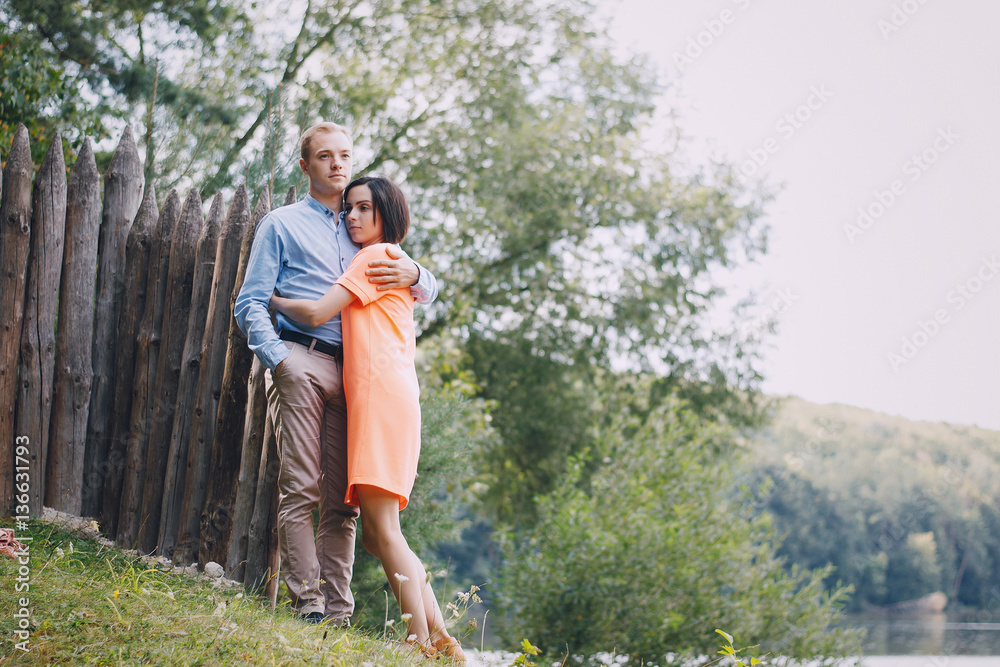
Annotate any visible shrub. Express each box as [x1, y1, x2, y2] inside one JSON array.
[[497, 399, 861, 663]]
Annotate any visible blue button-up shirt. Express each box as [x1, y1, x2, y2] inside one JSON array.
[[234, 194, 438, 371]]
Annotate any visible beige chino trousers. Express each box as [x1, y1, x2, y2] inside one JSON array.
[[265, 340, 359, 620]]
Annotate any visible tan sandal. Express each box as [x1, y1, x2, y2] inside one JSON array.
[[433, 636, 466, 662]]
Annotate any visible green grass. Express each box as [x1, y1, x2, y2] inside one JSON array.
[[0, 519, 452, 665]]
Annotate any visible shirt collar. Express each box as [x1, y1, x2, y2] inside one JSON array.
[[303, 193, 344, 222]]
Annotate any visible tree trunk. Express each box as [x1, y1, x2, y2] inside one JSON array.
[[197, 187, 270, 568], [135, 189, 203, 553], [155, 193, 224, 557], [172, 185, 251, 565], [15, 133, 66, 518], [227, 186, 294, 579], [116, 190, 181, 547], [0, 125, 34, 514], [244, 411, 280, 595], [101, 184, 159, 537], [82, 126, 144, 517], [45, 140, 102, 515]]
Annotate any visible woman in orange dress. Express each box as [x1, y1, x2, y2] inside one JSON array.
[[270, 176, 463, 661]]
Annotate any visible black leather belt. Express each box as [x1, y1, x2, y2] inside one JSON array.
[[278, 330, 343, 362]]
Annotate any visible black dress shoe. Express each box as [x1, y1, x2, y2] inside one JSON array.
[[302, 611, 326, 624]]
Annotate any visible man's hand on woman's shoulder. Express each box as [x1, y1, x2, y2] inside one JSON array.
[[365, 245, 419, 291]]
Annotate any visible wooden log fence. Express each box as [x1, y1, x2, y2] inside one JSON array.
[[135, 188, 204, 553], [172, 186, 252, 565], [156, 193, 223, 557], [82, 127, 144, 517], [0, 125, 295, 592], [46, 140, 102, 515], [0, 126, 33, 513], [117, 189, 180, 547], [16, 133, 67, 517], [100, 184, 158, 536], [197, 187, 270, 569]]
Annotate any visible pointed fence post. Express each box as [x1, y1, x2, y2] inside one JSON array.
[[244, 413, 280, 594], [101, 184, 159, 536], [46, 140, 102, 515], [117, 190, 180, 547], [0, 125, 33, 514], [172, 185, 252, 565], [155, 193, 223, 557], [83, 126, 144, 517], [228, 185, 294, 579], [135, 189, 203, 553], [198, 187, 270, 568], [226, 355, 268, 580], [16, 132, 67, 517]]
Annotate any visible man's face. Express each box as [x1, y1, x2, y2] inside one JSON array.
[[300, 131, 352, 199]]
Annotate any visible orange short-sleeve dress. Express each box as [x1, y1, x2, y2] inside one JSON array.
[[335, 243, 420, 510]]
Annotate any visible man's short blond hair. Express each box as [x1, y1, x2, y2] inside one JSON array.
[[299, 122, 352, 162]]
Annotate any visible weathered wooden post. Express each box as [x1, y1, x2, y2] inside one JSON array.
[[135, 188, 203, 553], [116, 190, 180, 547], [244, 413, 280, 594], [101, 184, 159, 536], [226, 355, 268, 580], [153, 193, 223, 557], [83, 127, 144, 517], [227, 186, 294, 579], [16, 133, 67, 517], [197, 187, 270, 568], [0, 125, 33, 514], [172, 185, 252, 566], [45, 140, 102, 515]]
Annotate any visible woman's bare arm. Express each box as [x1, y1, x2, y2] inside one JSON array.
[[270, 284, 356, 327]]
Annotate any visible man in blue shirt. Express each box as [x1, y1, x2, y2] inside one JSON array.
[[235, 122, 437, 624]]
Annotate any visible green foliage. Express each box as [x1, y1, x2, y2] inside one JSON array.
[[467, 337, 600, 525], [512, 638, 542, 667], [714, 629, 763, 667], [497, 398, 860, 663], [749, 397, 1000, 610], [0, 22, 111, 165]]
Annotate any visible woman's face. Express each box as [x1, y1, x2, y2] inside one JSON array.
[[345, 184, 384, 248]]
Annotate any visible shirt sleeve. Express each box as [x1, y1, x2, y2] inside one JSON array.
[[336, 245, 390, 307], [410, 259, 439, 305], [234, 215, 290, 372]]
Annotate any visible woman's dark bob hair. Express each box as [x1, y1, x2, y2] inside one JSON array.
[[344, 176, 410, 245]]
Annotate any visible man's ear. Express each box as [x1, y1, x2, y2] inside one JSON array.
[[299, 158, 308, 174]]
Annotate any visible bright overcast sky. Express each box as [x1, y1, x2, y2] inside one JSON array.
[[602, 0, 1000, 430]]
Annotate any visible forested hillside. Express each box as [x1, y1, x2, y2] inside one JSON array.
[[747, 396, 1000, 611]]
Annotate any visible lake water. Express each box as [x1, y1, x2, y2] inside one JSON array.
[[847, 613, 1000, 657], [464, 614, 1000, 666]]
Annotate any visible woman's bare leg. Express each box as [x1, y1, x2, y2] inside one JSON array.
[[423, 579, 448, 641], [357, 485, 454, 646]]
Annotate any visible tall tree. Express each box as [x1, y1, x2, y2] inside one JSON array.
[[1, 0, 245, 164], [7, 0, 772, 537]]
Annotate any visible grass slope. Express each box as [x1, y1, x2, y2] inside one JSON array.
[[0, 519, 453, 665]]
